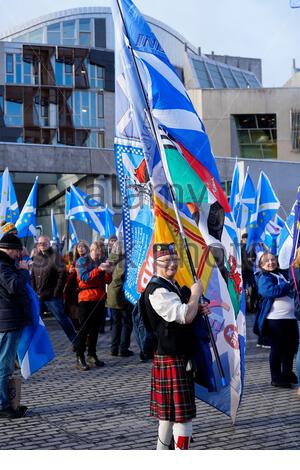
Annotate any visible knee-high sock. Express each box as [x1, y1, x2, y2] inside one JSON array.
[[156, 420, 174, 450], [173, 421, 192, 450]]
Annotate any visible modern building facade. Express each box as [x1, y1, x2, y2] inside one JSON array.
[[0, 6, 298, 239]]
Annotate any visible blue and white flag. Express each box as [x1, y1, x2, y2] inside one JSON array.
[[278, 207, 295, 269], [247, 172, 280, 249], [0, 168, 19, 225], [290, 186, 300, 262], [68, 219, 78, 251], [15, 177, 38, 238], [262, 219, 283, 255], [229, 161, 244, 224], [274, 214, 285, 229], [104, 204, 116, 240], [17, 284, 55, 379], [50, 209, 60, 243], [290, 0, 300, 8], [68, 185, 106, 235], [237, 172, 255, 229]]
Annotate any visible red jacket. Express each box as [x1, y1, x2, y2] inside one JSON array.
[[76, 255, 112, 303]]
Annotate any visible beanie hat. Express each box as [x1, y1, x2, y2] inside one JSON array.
[[0, 233, 23, 250], [1, 221, 18, 235], [153, 242, 177, 260]]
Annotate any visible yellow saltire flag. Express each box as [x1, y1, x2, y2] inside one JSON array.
[[153, 195, 213, 290]]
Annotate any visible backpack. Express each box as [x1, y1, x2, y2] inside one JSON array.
[[132, 289, 157, 361]]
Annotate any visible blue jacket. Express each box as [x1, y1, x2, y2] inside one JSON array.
[[0, 250, 31, 332], [254, 270, 292, 335]]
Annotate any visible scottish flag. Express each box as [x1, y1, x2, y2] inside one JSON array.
[[262, 219, 283, 255], [112, 0, 230, 212], [229, 161, 243, 223], [17, 284, 55, 379], [68, 219, 78, 251], [237, 173, 255, 229], [247, 172, 280, 250], [51, 209, 60, 243], [104, 204, 116, 240], [0, 168, 19, 224], [15, 177, 38, 238], [274, 214, 285, 229], [278, 205, 295, 269], [68, 185, 105, 234]]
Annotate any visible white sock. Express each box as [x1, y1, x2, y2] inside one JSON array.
[[173, 421, 192, 450], [156, 420, 174, 450]]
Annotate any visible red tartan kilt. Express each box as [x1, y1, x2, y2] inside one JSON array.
[[150, 354, 196, 423]]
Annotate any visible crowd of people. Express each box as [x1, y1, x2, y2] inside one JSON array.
[[1, 217, 300, 450]]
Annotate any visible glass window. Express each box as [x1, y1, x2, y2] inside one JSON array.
[[27, 28, 43, 43], [97, 92, 104, 118], [98, 132, 105, 148], [55, 61, 63, 86], [219, 66, 238, 88], [232, 70, 248, 88], [79, 32, 91, 46], [15, 54, 22, 84], [96, 66, 104, 88], [5, 100, 23, 126], [192, 59, 212, 88], [6, 54, 13, 74], [63, 20, 76, 46], [79, 19, 91, 31], [64, 63, 73, 87], [89, 64, 95, 88], [90, 92, 96, 127], [206, 63, 226, 88], [23, 61, 32, 84], [47, 23, 61, 44], [235, 113, 277, 159], [244, 73, 260, 88]]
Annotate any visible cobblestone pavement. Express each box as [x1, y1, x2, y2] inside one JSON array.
[[1, 313, 300, 450]]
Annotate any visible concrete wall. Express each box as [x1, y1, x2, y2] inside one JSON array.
[[188, 87, 300, 162]]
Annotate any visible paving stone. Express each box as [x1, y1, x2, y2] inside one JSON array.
[[0, 314, 299, 450]]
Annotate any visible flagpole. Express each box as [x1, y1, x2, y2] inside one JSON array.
[[116, 0, 226, 386]]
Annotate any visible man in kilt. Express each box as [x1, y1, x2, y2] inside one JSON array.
[[143, 242, 210, 450]]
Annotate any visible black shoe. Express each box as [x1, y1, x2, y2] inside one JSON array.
[[87, 355, 105, 368], [111, 350, 119, 356], [271, 381, 292, 389], [76, 356, 90, 371], [120, 350, 134, 357], [0, 406, 28, 419], [287, 372, 299, 384]]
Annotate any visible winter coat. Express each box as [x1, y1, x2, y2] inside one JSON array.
[[31, 248, 67, 300], [106, 252, 130, 310], [0, 250, 32, 332], [254, 270, 292, 336], [76, 255, 112, 303]]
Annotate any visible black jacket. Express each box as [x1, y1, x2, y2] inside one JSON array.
[[31, 248, 67, 300], [0, 250, 31, 332], [143, 276, 196, 356]]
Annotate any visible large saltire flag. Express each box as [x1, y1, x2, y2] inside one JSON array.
[[112, 0, 245, 422], [68, 185, 106, 235], [112, 0, 230, 213], [236, 172, 256, 229], [15, 177, 38, 238], [17, 284, 55, 379], [247, 171, 280, 250], [0, 167, 20, 225]]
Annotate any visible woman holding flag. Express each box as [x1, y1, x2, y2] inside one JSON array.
[[255, 252, 298, 388]]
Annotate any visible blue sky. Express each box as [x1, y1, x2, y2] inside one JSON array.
[[0, 0, 299, 87]]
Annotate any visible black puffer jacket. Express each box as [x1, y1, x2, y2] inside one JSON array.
[[31, 248, 67, 300], [0, 250, 31, 332]]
